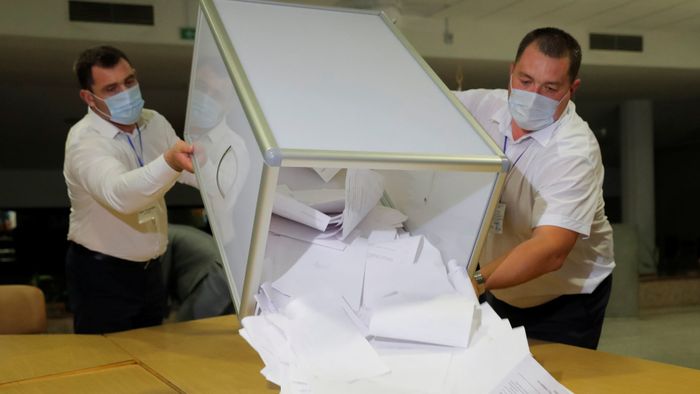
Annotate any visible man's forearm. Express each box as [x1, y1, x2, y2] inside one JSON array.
[[481, 226, 578, 290]]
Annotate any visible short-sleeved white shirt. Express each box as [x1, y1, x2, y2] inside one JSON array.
[[455, 89, 615, 308]]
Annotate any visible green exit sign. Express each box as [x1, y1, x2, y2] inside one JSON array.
[[180, 27, 195, 40]]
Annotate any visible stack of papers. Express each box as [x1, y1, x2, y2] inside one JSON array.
[[240, 169, 572, 393], [273, 169, 385, 241]]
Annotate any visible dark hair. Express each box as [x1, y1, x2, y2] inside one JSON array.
[[515, 27, 581, 83], [73, 46, 131, 90]]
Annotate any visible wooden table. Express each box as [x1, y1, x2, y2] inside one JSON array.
[[0, 334, 133, 384], [2, 315, 699, 393], [531, 341, 700, 393], [107, 315, 278, 393], [0, 334, 175, 393], [0, 364, 177, 393]]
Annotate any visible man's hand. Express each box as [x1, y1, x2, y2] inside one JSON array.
[[164, 140, 194, 173]]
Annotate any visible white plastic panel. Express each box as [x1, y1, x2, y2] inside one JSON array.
[[213, 0, 496, 157], [379, 170, 498, 267], [185, 11, 266, 309]]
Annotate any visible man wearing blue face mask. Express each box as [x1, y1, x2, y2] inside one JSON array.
[[63, 45, 198, 333], [455, 28, 614, 349]]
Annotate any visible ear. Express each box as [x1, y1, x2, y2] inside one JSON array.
[[79, 89, 94, 107], [507, 63, 516, 89], [570, 78, 581, 95]]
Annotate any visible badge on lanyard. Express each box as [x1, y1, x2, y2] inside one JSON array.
[[490, 202, 506, 234], [138, 206, 158, 224]]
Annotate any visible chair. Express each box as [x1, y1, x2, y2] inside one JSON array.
[[0, 285, 47, 334]]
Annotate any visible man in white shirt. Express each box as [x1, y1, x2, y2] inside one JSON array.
[[64, 46, 197, 333], [456, 28, 615, 349]]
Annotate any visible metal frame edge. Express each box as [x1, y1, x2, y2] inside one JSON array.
[[378, 11, 509, 171], [239, 164, 279, 319], [199, 0, 280, 166]]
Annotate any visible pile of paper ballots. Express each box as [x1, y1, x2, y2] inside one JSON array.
[[240, 169, 572, 393]]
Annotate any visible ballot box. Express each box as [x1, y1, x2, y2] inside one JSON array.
[[184, 0, 508, 318]]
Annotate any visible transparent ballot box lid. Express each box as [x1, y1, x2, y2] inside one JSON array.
[[184, 0, 508, 317]]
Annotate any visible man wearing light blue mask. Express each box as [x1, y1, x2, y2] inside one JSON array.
[[64, 45, 199, 334], [455, 28, 614, 350], [87, 82, 144, 126]]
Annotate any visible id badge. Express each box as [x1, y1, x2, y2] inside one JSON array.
[[490, 202, 506, 234], [138, 206, 158, 224]]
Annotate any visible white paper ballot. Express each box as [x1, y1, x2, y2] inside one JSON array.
[[370, 340, 453, 394], [368, 293, 476, 348], [255, 292, 276, 315], [341, 169, 385, 240], [240, 313, 294, 386], [367, 235, 423, 265], [447, 259, 479, 304], [446, 326, 531, 393], [260, 281, 291, 312], [292, 188, 345, 213], [491, 354, 573, 394], [354, 205, 408, 236], [367, 228, 397, 244], [313, 167, 342, 183], [269, 215, 348, 251], [469, 302, 515, 348], [272, 237, 368, 310], [362, 241, 456, 310], [262, 235, 317, 287], [284, 291, 389, 381], [308, 340, 453, 394], [273, 192, 332, 231]]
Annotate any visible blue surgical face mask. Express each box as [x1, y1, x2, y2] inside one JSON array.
[[91, 85, 145, 125], [188, 90, 223, 130], [508, 76, 569, 131]]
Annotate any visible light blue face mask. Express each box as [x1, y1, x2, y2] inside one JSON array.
[[188, 90, 224, 130], [508, 76, 569, 131], [92, 85, 145, 125]]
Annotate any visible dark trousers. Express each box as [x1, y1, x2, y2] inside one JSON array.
[[482, 274, 612, 350], [65, 241, 166, 334]]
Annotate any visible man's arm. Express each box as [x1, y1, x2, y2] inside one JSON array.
[[479, 225, 578, 291], [68, 138, 194, 215]]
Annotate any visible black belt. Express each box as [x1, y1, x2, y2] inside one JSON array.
[[68, 241, 160, 269]]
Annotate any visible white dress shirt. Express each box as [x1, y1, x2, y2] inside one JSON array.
[[455, 89, 615, 308], [64, 107, 197, 262]]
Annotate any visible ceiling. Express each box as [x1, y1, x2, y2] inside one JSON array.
[[2, 0, 700, 171], [327, 0, 700, 32]]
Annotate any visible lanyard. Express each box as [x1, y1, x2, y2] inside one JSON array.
[[126, 125, 144, 167], [503, 135, 533, 188]]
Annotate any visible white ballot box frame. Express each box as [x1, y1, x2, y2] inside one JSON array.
[[186, 0, 508, 318]]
